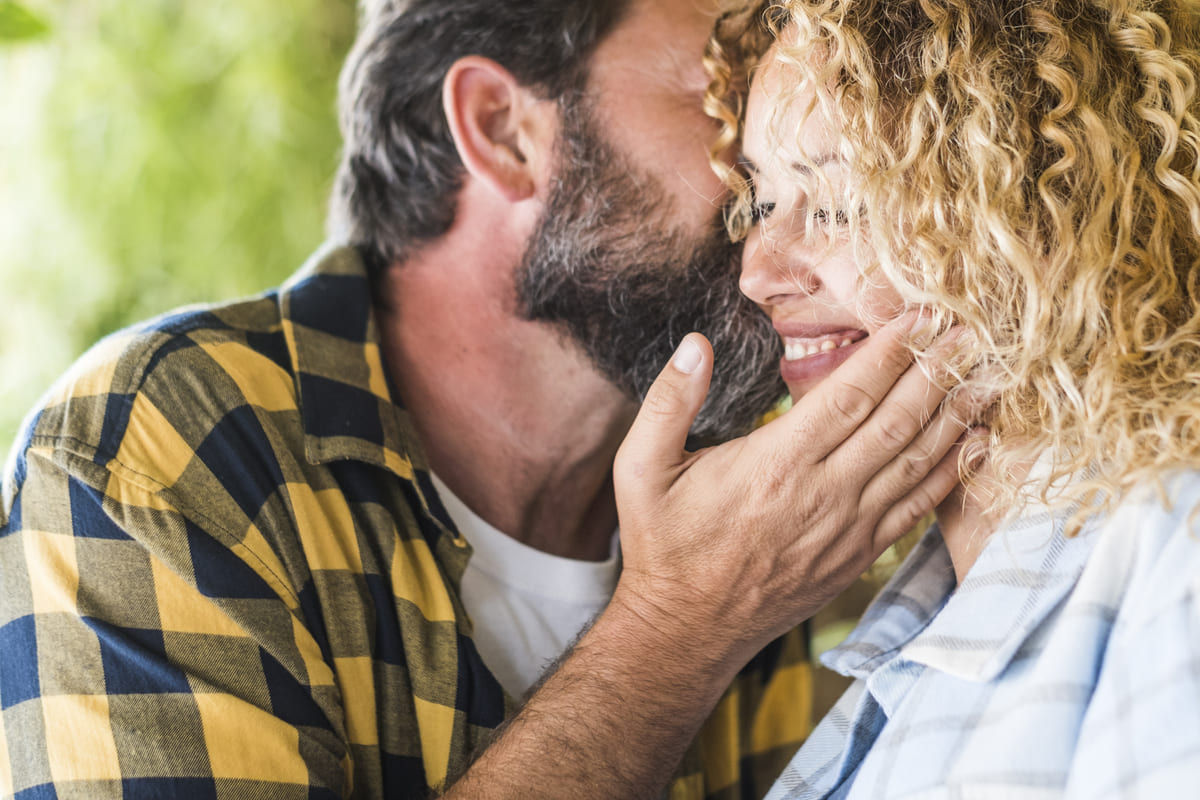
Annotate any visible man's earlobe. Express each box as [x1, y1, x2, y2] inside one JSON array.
[[443, 56, 554, 203]]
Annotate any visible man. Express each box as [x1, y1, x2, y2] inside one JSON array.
[[0, 0, 965, 797]]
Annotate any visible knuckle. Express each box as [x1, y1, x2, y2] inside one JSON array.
[[874, 417, 915, 452], [828, 382, 876, 426], [760, 467, 838, 525], [897, 448, 934, 483], [879, 340, 915, 374], [641, 381, 685, 420], [756, 439, 794, 481], [869, 325, 918, 372], [756, 463, 793, 501], [886, 493, 936, 539]]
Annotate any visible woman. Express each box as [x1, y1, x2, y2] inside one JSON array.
[[707, 0, 1200, 796]]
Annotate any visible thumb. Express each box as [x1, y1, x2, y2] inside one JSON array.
[[615, 333, 714, 493]]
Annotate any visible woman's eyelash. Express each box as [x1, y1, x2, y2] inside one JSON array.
[[812, 208, 851, 226], [745, 179, 855, 228], [746, 181, 775, 223], [751, 199, 776, 223]]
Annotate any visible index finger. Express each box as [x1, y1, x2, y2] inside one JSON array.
[[762, 312, 931, 460]]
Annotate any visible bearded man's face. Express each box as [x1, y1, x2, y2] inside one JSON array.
[[516, 100, 784, 441]]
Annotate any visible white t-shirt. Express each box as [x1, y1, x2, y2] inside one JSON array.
[[429, 473, 620, 699]]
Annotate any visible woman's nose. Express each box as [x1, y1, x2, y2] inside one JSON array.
[[739, 225, 820, 307]]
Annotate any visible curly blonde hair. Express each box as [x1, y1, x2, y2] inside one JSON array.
[[708, 0, 1200, 531]]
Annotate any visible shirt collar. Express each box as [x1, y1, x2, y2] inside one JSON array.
[[825, 502, 1099, 683], [277, 243, 459, 536]]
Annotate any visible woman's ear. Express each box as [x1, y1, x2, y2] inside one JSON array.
[[442, 56, 558, 203]]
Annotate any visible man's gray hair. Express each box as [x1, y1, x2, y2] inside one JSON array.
[[328, 0, 633, 275]]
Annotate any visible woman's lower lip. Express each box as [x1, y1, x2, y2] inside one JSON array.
[[778, 337, 867, 386]]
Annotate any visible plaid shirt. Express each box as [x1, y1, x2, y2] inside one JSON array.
[[0, 243, 813, 799], [766, 471, 1200, 800]]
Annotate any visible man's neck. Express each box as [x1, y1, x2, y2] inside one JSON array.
[[373, 238, 637, 562]]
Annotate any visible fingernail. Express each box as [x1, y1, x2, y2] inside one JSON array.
[[907, 312, 936, 349], [962, 435, 989, 471], [673, 337, 702, 374]]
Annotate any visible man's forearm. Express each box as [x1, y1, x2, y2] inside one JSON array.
[[443, 593, 741, 799]]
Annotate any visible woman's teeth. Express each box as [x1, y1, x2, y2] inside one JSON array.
[[784, 337, 857, 361]]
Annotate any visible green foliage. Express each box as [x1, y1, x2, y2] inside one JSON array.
[[0, 0, 357, 451], [0, 1, 50, 43]]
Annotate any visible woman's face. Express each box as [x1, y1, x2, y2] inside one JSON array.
[[739, 44, 905, 399]]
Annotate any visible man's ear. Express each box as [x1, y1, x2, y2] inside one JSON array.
[[443, 56, 557, 203]]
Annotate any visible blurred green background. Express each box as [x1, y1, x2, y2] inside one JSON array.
[[0, 0, 356, 452]]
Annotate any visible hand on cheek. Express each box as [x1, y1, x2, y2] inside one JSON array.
[[612, 315, 971, 671]]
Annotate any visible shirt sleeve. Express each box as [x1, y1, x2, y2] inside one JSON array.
[[0, 443, 350, 799]]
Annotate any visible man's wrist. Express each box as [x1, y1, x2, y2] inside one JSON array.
[[600, 584, 751, 693], [444, 589, 744, 799]]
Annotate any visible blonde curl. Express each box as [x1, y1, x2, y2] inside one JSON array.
[[707, 0, 1200, 532]]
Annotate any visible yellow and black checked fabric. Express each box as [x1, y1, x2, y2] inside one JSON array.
[[0, 243, 815, 799]]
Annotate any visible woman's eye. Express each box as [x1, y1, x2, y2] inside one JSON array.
[[744, 179, 776, 225], [812, 207, 851, 227], [751, 200, 776, 223]]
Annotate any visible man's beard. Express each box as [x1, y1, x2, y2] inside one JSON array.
[[515, 103, 784, 442]]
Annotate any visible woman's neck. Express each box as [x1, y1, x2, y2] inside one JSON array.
[[935, 484, 997, 585], [936, 454, 1035, 585]]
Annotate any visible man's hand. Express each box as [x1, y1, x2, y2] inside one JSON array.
[[612, 312, 968, 674], [446, 313, 967, 800]]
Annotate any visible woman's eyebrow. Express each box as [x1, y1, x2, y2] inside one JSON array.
[[736, 152, 760, 175], [737, 151, 838, 177]]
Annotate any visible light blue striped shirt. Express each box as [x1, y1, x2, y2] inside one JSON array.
[[768, 471, 1200, 799]]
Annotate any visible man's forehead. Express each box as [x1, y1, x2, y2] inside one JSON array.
[[606, 0, 722, 42], [591, 0, 720, 81]]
